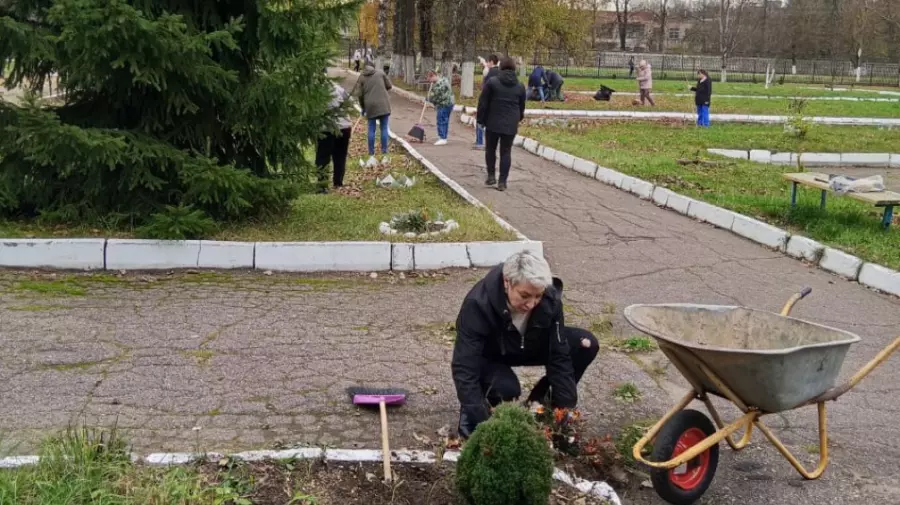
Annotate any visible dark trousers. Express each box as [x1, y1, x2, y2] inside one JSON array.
[[485, 131, 515, 183], [315, 127, 351, 188], [480, 327, 599, 406], [640, 89, 655, 106]]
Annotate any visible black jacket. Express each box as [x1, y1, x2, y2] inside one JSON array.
[[691, 78, 712, 106], [546, 70, 564, 87], [451, 264, 577, 430], [476, 69, 526, 136], [481, 66, 500, 92]]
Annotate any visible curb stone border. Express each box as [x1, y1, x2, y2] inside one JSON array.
[[451, 112, 900, 298], [0, 448, 622, 505], [708, 148, 900, 168]]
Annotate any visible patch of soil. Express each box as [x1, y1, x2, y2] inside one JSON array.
[[211, 460, 612, 505]]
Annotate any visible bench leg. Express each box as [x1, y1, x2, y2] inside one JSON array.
[[883, 206, 894, 230], [820, 190, 827, 210], [790, 182, 798, 208]]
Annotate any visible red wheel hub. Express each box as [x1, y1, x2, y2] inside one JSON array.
[[668, 427, 711, 491]]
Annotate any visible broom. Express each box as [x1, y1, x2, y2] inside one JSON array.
[[346, 386, 408, 483], [408, 83, 433, 142]]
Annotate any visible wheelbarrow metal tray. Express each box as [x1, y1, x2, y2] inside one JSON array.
[[624, 304, 861, 413]]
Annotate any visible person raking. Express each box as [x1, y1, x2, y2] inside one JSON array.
[[427, 71, 455, 146], [451, 250, 599, 438]]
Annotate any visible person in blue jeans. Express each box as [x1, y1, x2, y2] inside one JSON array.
[[354, 63, 393, 164], [475, 54, 500, 150], [428, 71, 455, 146], [527, 65, 546, 102], [691, 69, 712, 128]]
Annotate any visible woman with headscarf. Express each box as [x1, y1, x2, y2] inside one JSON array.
[[636, 60, 655, 106]]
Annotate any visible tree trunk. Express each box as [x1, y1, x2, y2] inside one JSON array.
[[615, 0, 629, 51], [418, 0, 434, 74], [389, 0, 403, 78], [659, 0, 668, 53], [402, 0, 416, 84], [376, 0, 388, 71], [441, 50, 454, 79], [461, 43, 475, 98]]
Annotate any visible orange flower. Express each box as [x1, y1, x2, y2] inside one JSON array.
[[554, 409, 567, 424], [536, 406, 545, 414]]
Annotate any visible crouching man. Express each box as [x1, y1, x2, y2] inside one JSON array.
[[451, 251, 599, 438]]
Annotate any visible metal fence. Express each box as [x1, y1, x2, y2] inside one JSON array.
[[339, 40, 900, 87]]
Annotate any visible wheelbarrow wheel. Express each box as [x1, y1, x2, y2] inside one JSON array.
[[649, 409, 719, 505]]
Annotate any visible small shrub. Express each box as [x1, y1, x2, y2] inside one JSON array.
[[390, 208, 445, 234], [456, 403, 554, 505], [136, 205, 216, 239], [785, 98, 811, 139]]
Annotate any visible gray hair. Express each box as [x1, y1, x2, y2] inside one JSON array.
[[502, 251, 552, 289]]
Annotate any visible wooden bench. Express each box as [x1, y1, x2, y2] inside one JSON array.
[[782, 172, 900, 229]]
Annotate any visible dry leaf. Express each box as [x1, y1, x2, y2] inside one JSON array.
[[436, 425, 450, 438], [412, 432, 432, 445]]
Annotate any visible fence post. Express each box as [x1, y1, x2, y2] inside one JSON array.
[[869, 63, 874, 85]]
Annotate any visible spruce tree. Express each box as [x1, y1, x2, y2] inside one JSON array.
[[0, 0, 355, 236]]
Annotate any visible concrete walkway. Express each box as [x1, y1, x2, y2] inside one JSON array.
[[342, 71, 900, 505]]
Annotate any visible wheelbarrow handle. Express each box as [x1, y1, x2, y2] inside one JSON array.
[[780, 287, 812, 317]]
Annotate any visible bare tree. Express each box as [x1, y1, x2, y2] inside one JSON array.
[[875, 0, 900, 86], [614, 0, 630, 51], [717, 0, 752, 82], [841, 0, 872, 83]]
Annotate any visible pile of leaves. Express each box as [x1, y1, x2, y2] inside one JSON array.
[[0, 0, 355, 238]]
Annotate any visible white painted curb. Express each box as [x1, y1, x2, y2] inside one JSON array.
[[106, 239, 201, 270], [255, 241, 392, 272], [0, 447, 622, 505], [858, 263, 900, 295], [0, 239, 105, 270]]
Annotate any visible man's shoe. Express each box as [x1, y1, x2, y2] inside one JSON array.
[[434, 139, 448, 146], [497, 181, 507, 191], [485, 176, 497, 186], [472, 143, 484, 151]]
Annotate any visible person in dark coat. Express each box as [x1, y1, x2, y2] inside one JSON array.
[[354, 63, 393, 164], [474, 54, 501, 150], [691, 69, 712, 128], [451, 250, 599, 438], [545, 70, 564, 101], [527, 65, 546, 101], [476, 56, 526, 192]]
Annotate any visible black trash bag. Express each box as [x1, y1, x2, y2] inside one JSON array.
[[594, 84, 615, 101]]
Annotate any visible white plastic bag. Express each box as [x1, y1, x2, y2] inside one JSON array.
[[829, 175, 885, 195]]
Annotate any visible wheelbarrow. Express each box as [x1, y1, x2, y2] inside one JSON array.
[[623, 288, 900, 505]]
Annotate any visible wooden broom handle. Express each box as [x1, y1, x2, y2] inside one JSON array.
[[379, 400, 392, 482]]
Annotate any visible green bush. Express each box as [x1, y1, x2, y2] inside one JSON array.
[[456, 403, 554, 505], [0, 0, 355, 232], [136, 205, 216, 239]]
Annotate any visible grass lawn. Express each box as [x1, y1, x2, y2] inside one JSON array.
[[395, 80, 900, 117], [520, 120, 900, 270], [459, 93, 900, 118], [0, 134, 516, 243]]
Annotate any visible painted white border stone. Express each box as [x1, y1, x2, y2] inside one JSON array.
[[785, 236, 825, 262], [391, 243, 415, 271], [891, 154, 900, 169], [629, 179, 655, 200], [687, 200, 737, 230], [858, 263, 900, 297], [840, 153, 891, 167], [664, 193, 695, 215], [595, 166, 625, 187], [255, 242, 391, 272], [819, 248, 864, 280], [749, 149, 772, 163], [106, 239, 201, 270], [467, 241, 543, 267], [572, 157, 598, 178], [731, 216, 789, 251], [554, 151, 576, 170], [412, 242, 471, 269], [198, 240, 255, 269], [651, 187, 674, 207], [0, 238, 105, 270], [800, 153, 842, 166]]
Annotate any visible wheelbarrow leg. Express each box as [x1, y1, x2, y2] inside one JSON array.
[[701, 395, 754, 452], [754, 402, 830, 480]]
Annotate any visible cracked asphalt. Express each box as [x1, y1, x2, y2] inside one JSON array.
[[0, 72, 897, 505]]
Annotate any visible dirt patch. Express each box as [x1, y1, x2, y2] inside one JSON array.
[[207, 460, 612, 505]]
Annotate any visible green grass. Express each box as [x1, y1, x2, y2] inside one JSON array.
[[0, 137, 515, 243], [461, 93, 900, 118], [14, 279, 86, 297], [522, 121, 900, 270], [0, 427, 321, 505], [613, 382, 642, 403]]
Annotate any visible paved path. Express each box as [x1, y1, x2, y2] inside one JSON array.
[[341, 71, 900, 504]]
